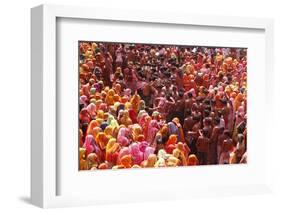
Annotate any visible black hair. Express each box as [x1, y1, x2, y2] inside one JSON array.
[[214, 117, 220, 125], [237, 134, 244, 143], [81, 123, 89, 135], [224, 130, 231, 137], [185, 108, 192, 116], [193, 114, 201, 122], [202, 127, 209, 137], [204, 109, 210, 117], [178, 91, 184, 98]]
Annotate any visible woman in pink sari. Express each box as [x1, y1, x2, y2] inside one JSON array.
[[117, 127, 130, 147], [117, 147, 130, 165], [144, 146, 155, 161], [83, 135, 102, 162], [86, 103, 96, 118], [129, 142, 143, 165], [146, 120, 160, 147]]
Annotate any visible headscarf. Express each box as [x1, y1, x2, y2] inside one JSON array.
[[120, 110, 132, 127], [83, 135, 102, 160], [167, 156, 179, 167], [86, 153, 99, 169], [130, 124, 143, 141], [86, 120, 99, 136], [104, 125, 114, 136], [92, 126, 102, 139], [95, 132, 109, 150], [129, 143, 143, 165], [144, 146, 155, 160], [128, 109, 138, 124], [79, 108, 91, 124], [99, 103, 107, 112], [146, 119, 159, 145], [138, 111, 149, 127], [117, 147, 130, 165], [83, 135, 94, 155], [120, 154, 133, 168], [234, 93, 244, 111], [117, 127, 130, 147], [105, 89, 115, 106], [97, 110, 104, 120], [80, 95, 88, 106], [165, 134, 178, 154], [139, 141, 149, 153], [86, 103, 96, 117], [130, 93, 141, 113], [107, 114, 119, 129], [105, 138, 120, 163], [114, 83, 122, 95], [145, 154, 157, 168], [187, 154, 199, 166], [172, 118, 185, 143], [155, 157, 166, 167]]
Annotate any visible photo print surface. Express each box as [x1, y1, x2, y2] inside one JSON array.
[[79, 41, 247, 170]]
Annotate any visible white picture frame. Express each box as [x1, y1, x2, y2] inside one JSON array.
[[31, 4, 274, 208]]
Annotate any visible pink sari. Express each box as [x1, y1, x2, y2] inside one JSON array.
[[146, 120, 159, 146], [144, 146, 155, 160], [129, 143, 144, 165], [117, 127, 130, 147]]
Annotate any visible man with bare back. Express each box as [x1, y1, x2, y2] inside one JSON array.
[[196, 127, 210, 165]]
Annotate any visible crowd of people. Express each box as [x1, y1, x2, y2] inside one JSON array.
[[79, 41, 247, 170]]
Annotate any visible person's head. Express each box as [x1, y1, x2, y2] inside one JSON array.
[[193, 114, 201, 123], [214, 117, 220, 126], [221, 98, 227, 106], [237, 134, 244, 143], [178, 91, 184, 98], [192, 103, 198, 111], [202, 127, 209, 137], [204, 109, 210, 117], [204, 117, 212, 126], [128, 61, 134, 69], [166, 93, 171, 100], [223, 130, 231, 138], [185, 108, 192, 117]]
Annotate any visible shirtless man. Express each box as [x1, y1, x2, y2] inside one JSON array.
[[150, 93, 175, 121], [123, 66, 139, 94], [187, 114, 201, 155], [140, 77, 157, 108], [219, 131, 234, 164], [196, 127, 210, 165], [209, 117, 220, 164], [184, 92, 195, 116], [169, 91, 185, 124], [183, 109, 195, 133]]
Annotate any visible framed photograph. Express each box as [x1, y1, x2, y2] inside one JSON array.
[[31, 4, 274, 208]]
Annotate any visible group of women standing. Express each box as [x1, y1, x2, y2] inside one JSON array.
[[79, 42, 247, 170]]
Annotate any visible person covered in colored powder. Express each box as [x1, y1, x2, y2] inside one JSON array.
[[79, 42, 247, 170]]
